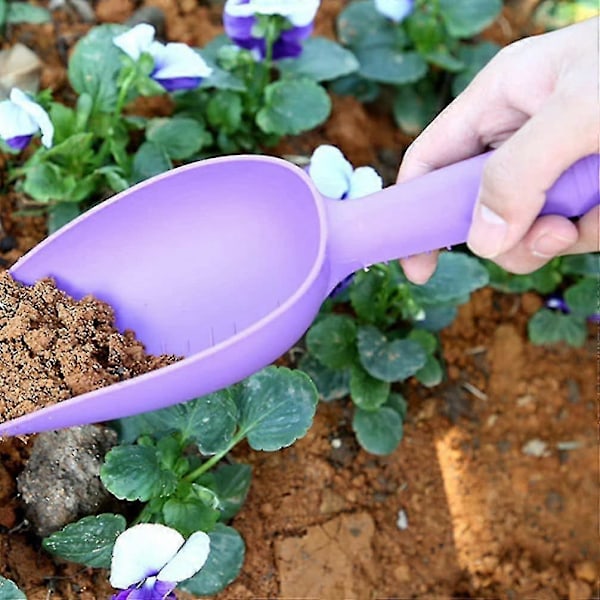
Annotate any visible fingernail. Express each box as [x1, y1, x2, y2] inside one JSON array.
[[467, 204, 508, 258], [532, 233, 572, 258]]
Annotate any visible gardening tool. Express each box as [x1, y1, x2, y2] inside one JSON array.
[[2, 151, 598, 436]]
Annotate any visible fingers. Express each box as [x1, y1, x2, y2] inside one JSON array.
[[466, 90, 599, 260], [399, 252, 439, 284]]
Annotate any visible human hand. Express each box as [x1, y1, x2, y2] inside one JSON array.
[[397, 17, 600, 284]]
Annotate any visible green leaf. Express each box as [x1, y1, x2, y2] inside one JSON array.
[[180, 524, 245, 595], [131, 141, 172, 183], [0, 577, 26, 600], [47, 202, 81, 234], [416, 302, 458, 331], [560, 253, 599, 277], [349, 267, 391, 324], [452, 41, 499, 96], [564, 278, 598, 318], [411, 252, 489, 304], [42, 514, 126, 568], [352, 406, 403, 455], [23, 163, 71, 203], [278, 37, 359, 82], [68, 24, 128, 113], [114, 390, 238, 452], [328, 73, 380, 103], [407, 329, 438, 354], [357, 326, 427, 382], [256, 78, 331, 136], [528, 309, 587, 347], [297, 354, 350, 402], [101, 445, 178, 501], [191, 391, 239, 455], [349, 365, 390, 410], [146, 117, 208, 160], [337, 0, 398, 50], [238, 366, 318, 451], [356, 46, 427, 85], [163, 496, 220, 537], [385, 392, 408, 420], [49, 103, 77, 143], [305, 314, 357, 369], [6, 2, 50, 24], [212, 463, 252, 522], [438, 0, 502, 37], [206, 90, 243, 133], [415, 354, 444, 387], [393, 83, 440, 135]]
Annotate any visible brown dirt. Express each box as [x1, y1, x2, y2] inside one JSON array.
[[0, 1, 597, 599], [0, 271, 179, 422]]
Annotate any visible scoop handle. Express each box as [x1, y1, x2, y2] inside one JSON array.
[[326, 152, 599, 285]]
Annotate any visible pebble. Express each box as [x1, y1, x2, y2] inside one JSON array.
[[396, 509, 408, 530], [521, 439, 550, 457], [574, 560, 598, 583]]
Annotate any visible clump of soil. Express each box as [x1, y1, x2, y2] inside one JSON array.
[[0, 271, 180, 422]]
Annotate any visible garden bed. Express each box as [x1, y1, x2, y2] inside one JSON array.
[[0, 1, 597, 599]]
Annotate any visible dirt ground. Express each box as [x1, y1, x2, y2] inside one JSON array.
[[0, 1, 598, 599]]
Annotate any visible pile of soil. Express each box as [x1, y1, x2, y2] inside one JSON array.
[[0, 271, 179, 422]]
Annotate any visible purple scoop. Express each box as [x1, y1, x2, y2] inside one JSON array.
[[2, 151, 599, 436]]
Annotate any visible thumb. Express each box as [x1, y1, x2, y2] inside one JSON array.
[[467, 91, 599, 259]]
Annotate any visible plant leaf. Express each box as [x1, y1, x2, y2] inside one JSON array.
[[101, 445, 178, 501], [297, 353, 350, 402], [237, 366, 318, 451], [349, 365, 390, 410], [306, 314, 357, 369], [357, 326, 427, 382], [410, 252, 489, 304], [564, 278, 598, 318], [356, 46, 427, 85], [393, 83, 440, 135], [438, 0, 502, 37], [0, 577, 26, 600], [528, 309, 587, 347], [278, 37, 359, 82], [42, 514, 126, 568], [352, 406, 403, 455], [6, 2, 50, 24], [256, 78, 331, 136], [337, 0, 398, 49], [163, 496, 220, 537], [146, 117, 209, 160], [212, 463, 252, 522], [180, 524, 245, 596], [452, 41, 499, 96], [68, 24, 127, 113], [131, 141, 172, 183]]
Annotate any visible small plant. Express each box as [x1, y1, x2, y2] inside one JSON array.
[[172, 0, 358, 154], [300, 145, 489, 455], [334, 0, 501, 134], [42, 366, 318, 597], [485, 253, 599, 347]]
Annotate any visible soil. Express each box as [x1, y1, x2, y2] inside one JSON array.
[[0, 1, 598, 599], [0, 271, 179, 422]]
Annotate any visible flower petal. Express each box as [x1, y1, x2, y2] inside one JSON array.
[[151, 43, 212, 80], [374, 0, 414, 22], [348, 166, 383, 199], [224, 0, 319, 27], [308, 145, 353, 199], [9, 88, 53, 148], [272, 23, 313, 59], [113, 23, 156, 61], [110, 524, 184, 590], [158, 531, 211, 583]]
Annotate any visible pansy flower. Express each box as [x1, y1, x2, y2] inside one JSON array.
[[110, 523, 210, 600], [374, 0, 415, 23], [545, 294, 600, 323], [113, 24, 213, 92], [0, 88, 53, 151], [223, 0, 320, 60], [308, 144, 382, 201], [308, 145, 383, 295]]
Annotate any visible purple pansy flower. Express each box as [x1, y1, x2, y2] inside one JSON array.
[[545, 294, 600, 323], [110, 524, 210, 600], [113, 24, 213, 92], [0, 88, 53, 151], [308, 145, 382, 295], [374, 0, 415, 23], [223, 0, 320, 60]]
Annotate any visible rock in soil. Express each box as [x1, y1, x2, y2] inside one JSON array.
[[0, 271, 180, 422], [17, 425, 118, 536]]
